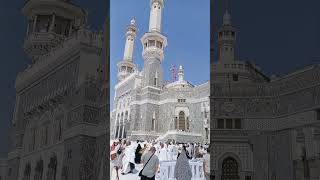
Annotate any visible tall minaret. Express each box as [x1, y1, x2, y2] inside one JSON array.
[[218, 10, 236, 62], [117, 18, 137, 81], [178, 65, 184, 82], [149, 0, 163, 32], [22, 0, 86, 63], [141, 0, 167, 88]]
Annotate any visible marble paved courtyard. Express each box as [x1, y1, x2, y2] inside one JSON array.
[[110, 163, 144, 180]]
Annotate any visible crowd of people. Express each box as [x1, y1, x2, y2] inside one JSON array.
[[110, 139, 211, 180]]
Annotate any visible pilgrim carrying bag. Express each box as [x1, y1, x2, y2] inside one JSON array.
[[138, 152, 155, 178]]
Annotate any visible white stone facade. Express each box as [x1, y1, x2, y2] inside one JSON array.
[[111, 0, 210, 143], [3, 1, 109, 180], [211, 10, 320, 180]]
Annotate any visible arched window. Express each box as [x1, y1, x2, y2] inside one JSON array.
[[58, 120, 62, 141], [62, 166, 69, 180], [186, 117, 189, 130], [151, 118, 155, 131], [178, 111, 186, 131], [45, 126, 48, 145], [34, 159, 44, 180], [205, 127, 209, 139], [221, 157, 239, 180], [154, 77, 157, 86], [151, 112, 156, 131], [23, 163, 31, 180], [154, 71, 158, 86], [47, 153, 58, 180], [148, 40, 155, 47], [32, 129, 36, 150]]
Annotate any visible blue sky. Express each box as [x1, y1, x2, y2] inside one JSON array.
[[110, 0, 210, 106]]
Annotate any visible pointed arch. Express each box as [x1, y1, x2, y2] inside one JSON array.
[[47, 153, 58, 180], [34, 158, 44, 180], [58, 120, 62, 141], [23, 162, 31, 180], [221, 157, 239, 180], [178, 111, 186, 131], [218, 153, 241, 180]]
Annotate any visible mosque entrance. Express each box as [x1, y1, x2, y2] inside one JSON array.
[[178, 111, 186, 130], [221, 157, 240, 180]]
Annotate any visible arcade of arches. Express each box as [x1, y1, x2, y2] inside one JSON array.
[[22, 154, 57, 180]]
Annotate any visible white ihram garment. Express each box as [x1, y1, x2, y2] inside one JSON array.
[[122, 145, 136, 174], [167, 144, 174, 160], [158, 147, 169, 161]]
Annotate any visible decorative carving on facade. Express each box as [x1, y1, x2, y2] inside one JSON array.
[[79, 140, 96, 180]]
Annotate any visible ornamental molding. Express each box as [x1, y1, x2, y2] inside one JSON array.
[[142, 48, 164, 62]]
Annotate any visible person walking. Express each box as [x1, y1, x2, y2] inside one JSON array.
[[110, 140, 121, 180], [121, 141, 136, 175], [174, 146, 192, 180], [135, 143, 143, 164], [178, 145, 191, 159], [203, 146, 211, 180], [140, 147, 159, 180]]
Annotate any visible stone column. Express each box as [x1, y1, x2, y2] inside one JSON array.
[[121, 125, 125, 138], [117, 124, 120, 139], [177, 116, 179, 130], [33, 15, 38, 32], [185, 117, 187, 131], [26, 19, 30, 35], [49, 13, 56, 32], [68, 20, 73, 36]]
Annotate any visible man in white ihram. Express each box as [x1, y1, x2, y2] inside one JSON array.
[[172, 143, 178, 160], [158, 142, 169, 161], [167, 142, 174, 160], [121, 141, 136, 174]]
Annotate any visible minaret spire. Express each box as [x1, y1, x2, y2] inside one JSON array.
[[217, 0, 236, 62], [149, 0, 164, 32], [140, 0, 167, 88], [178, 65, 184, 82], [123, 18, 137, 61], [223, 10, 232, 25], [117, 18, 137, 81]]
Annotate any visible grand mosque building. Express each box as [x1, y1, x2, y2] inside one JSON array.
[[0, 0, 319, 180], [0, 0, 109, 179], [110, 0, 210, 143], [211, 7, 320, 180]]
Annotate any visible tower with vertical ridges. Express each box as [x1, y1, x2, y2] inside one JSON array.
[[141, 0, 167, 88], [117, 18, 137, 81], [218, 10, 236, 62]]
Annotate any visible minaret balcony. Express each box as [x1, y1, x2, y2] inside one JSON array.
[[23, 31, 64, 61], [117, 71, 130, 79], [142, 46, 164, 61]]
